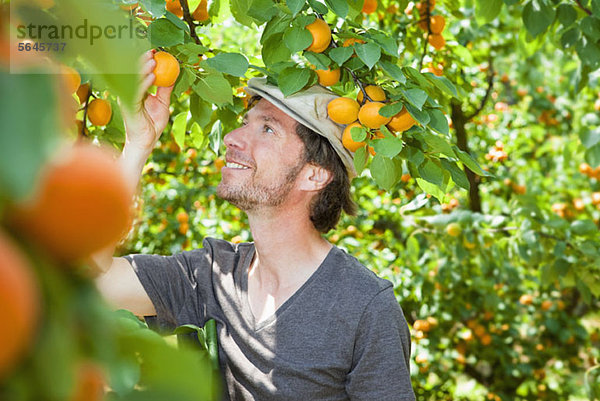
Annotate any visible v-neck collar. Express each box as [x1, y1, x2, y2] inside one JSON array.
[[239, 244, 335, 332]]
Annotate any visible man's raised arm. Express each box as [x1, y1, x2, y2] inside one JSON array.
[[90, 50, 175, 316]]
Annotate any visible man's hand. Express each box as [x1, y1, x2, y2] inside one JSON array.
[[121, 50, 174, 154]]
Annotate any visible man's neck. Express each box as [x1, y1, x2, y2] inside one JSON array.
[[246, 205, 332, 291]]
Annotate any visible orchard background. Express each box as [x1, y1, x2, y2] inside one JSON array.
[[1, 0, 600, 400]]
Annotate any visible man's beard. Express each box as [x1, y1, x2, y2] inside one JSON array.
[[216, 157, 306, 212]]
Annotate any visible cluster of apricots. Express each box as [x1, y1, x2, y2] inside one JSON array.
[[579, 162, 600, 180], [326, 85, 416, 154], [413, 0, 446, 50], [165, 0, 209, 21]]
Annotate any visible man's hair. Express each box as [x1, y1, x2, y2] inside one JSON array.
[[247, 95, 356, 232], [294, 123, 357, 233]]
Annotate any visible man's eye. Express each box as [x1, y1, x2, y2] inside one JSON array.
[[263, 125, 274, 134]]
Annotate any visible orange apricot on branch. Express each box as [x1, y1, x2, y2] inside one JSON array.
[[358, 101, 391, 129], [165, 0, 183, 17], [387, 107, 416, 133], [357, 85, 386, 103], [153, 51, 180, 87], [0, 231, 39, 381], [361, 0, 377, 14], [342, 122, 366, 152], [305, 18, 331, 53], [87, 98, 112, 126], [315, 67, 341, 86], [327, 97, 360, 124], [428, 34, 446, 50]]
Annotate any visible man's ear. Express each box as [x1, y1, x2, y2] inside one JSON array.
[[299, 163, 333, 192]]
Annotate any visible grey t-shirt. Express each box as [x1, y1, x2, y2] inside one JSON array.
[[125, 237, 415, 401]]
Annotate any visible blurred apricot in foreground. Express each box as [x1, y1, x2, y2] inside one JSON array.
[[10, 143, 133, 263], [0, 230, 40, 380]]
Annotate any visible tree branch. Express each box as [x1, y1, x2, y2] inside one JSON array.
[[573, 0, 592, 15], [465, 57, 494, 121], [180, 0, 202, 45]]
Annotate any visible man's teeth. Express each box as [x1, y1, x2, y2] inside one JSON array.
[[226, 162, 250, 169]]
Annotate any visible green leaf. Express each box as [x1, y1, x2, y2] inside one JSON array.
[[286, 0, 306, 15], [351, 125, 368, 142], [248, 0, 278, 23], [561, 28, 581, 49], [557, 3, 577, 27], [262, 33, 292, 67], [355, 42, 381, 70], [193, 73, 233, 105], [415, 178, 446, 202], [372, 137, 404, 158], [205, 53, 249, 77], [173, 67, 195, 97], [454, 147, 488, 176], [418, 158, 445, 187], [571, 219, 598, 236], [329, 46, 354, 66], [230, 0, 255, 26], [401, 88, 428, 110], [427, 109, 449, 135], [190, 122, 209, 149], [284, 27, 314, 53], [371, 154, 399, 190], [440, 159, 470, 190], [307, 0, 329, 14], [0, 73, 59, 201], [209, 120, 223, 154], [585, 143, 600, 166], [261, 13, 293, 44], [380, 102, 404, 118], [140, 0, 167, 17], [577, 36, 600, 68], [426, 75, 458, 98], [371, 33, 399, 56], [354, 146, 367, 175], [379, 60, 406, 84], [475, 0, 503, 23], [405, 103, 430, 126], [522, 0, 556, 38], [172, 112, 188, 149], [421, 132, 455, 158], [579, 127, 600, 148], [304, 52, 330, 69], [148, 18, 185, 47], [190, 94, 213, 127], [581, 16, 600, 41], [324, 0, 348, 17], [277, 67, 311, 96]]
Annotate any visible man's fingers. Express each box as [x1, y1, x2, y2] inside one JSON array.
[[141, 57, 156, 76], [155, 84, 174, 109]]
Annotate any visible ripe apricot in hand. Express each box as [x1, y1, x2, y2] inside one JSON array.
[[152, 51, 180, 87]]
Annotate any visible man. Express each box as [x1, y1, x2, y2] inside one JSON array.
[[94, 50, 415, 400]]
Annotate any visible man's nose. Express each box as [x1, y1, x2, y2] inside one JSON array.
[[223, 125, 246, 150]]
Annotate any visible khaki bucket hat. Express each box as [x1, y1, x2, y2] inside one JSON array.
[[244, 77, 357, 178]]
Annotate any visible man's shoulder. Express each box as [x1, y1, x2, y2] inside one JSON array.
[[325, 245, 393, 300]]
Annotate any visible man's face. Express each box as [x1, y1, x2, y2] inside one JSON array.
[[216, 99, 307, 212]]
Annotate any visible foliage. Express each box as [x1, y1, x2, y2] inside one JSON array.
[[1, 0, 600, 400]]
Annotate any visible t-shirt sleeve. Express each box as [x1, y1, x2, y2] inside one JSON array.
[[124, 248, 212, 333], [345, 287, 415, 401]]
